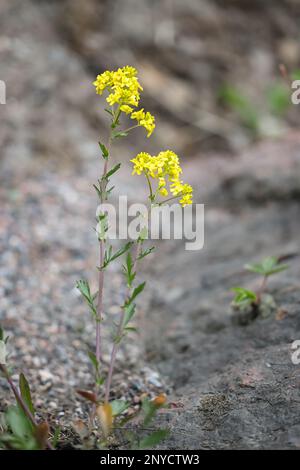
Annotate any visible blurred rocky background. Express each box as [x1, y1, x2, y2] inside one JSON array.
[[1, 0, 300, 449]]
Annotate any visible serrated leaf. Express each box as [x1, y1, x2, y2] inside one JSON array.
[[19, 373, 35, 415], [138, 429, 169, 449]]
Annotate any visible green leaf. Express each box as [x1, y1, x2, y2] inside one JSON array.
[[231, 287, 257, 305], [142, 398, 157, 426], [104, 108, 114, 117], [126, 282, 146, 306], [110, 400, 130, 417], [51, 426, 61, 449], [267, 84, 290, 116], [138, 226, 148, 242], [245, 256, 289, 277], [88, 351, 99, 372], [138, 429, 169, 449], [122, 252, 136, 287], [19, 373, 35, 415], [112, 131, 128, 139], [6, 406, 34, 440], [219, 84, 259, 133], [101, 242, 134, 270], [97, 212, 109, 241], [138, 246, 155, 260], [76, 280, 97, 317], [123, 303, 136, 328], [76, 279, 92, 302], [124, 326, 138, 334], [93, 183, 102, 200], [98, 142, 109, 159], [0, 326, 3, 341], [105, 163, 121, 180]]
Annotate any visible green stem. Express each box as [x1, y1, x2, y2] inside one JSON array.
[[104, 241, 141, 403], [145, 173, 154, 202]]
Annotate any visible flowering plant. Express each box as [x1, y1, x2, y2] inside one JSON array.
[[76, 66, 193, 444]]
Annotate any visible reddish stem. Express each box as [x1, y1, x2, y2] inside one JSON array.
[[256, 275, 268, 304]]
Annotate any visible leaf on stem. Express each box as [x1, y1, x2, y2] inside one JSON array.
[[105, 163, 121, 180], [100, 242, 134, 270], [123, 303, 136, 328], [19, 373, 35, 415], [98, 142, 109, 160], [122, 252, 136, 287], [76, 390, 98, 404], [5, 405, 34, 440], [111, 131, 128, 140], [76, 280, 97, 317], [245, 256, 289, 277], [138, 246, 155, 260], [125, 282, 146, 306], [231, 287, 257, 305]]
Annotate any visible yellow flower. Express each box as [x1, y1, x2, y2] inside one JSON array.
[[93, 66, 142, 109], [120, 104, 133, 114], [131, 108, 155, 137], [131, 150, 193, 206], [93, 66, 155, 136]]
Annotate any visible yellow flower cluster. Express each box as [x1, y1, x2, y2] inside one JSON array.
[[93, 66, 155, 137], [131, 109, 155, 137], [131, 150, 193, 206]]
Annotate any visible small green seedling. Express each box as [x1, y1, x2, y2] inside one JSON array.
[[231, 287, 257, 307], [232, 256, 289, 307]]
